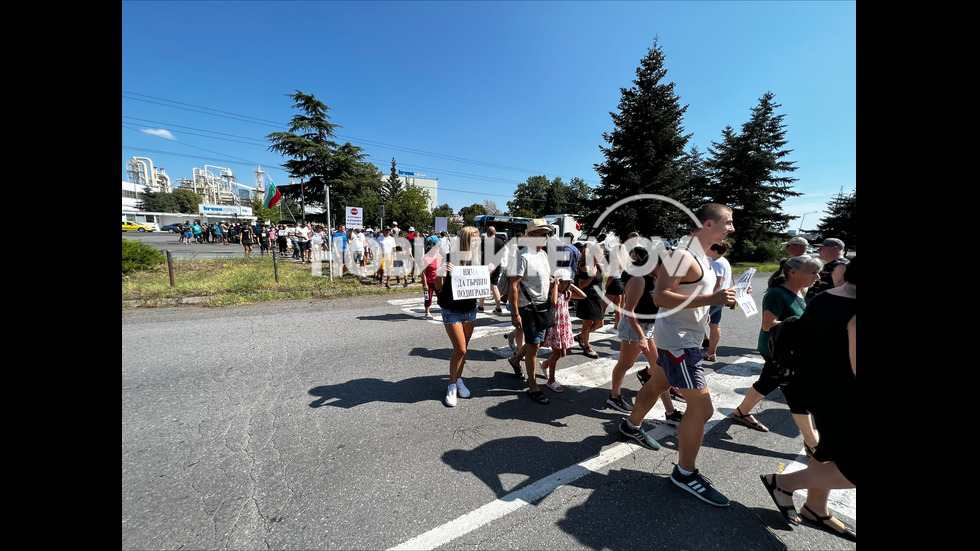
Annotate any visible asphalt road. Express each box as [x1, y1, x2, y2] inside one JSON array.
[[122, 263, 855, 550]]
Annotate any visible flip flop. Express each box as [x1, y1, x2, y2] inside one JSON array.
[[546, 381, 564, 393], [800, 505, 856, 541], [759, 474, 800, 525], [528, 389, 550, 404], [732, 407, 769, 432], [508, 356, 526, 380]]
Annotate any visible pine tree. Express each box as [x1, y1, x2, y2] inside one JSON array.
[[266, 90, 383, 226], [705, 92, 800, 261], [587, 38, 693, 241], [385, 158, 403, 201], [817, 190, 856, 253]]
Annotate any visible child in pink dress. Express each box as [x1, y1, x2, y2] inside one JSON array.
[[540, 268, 587, 392]]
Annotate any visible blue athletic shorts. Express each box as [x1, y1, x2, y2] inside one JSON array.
[[656, 348, 706, 390]]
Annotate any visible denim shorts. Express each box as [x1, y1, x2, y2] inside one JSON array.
[[616, 316, 655, 342], [708, 304, 724, 325], [519, 305, 549, 345], [442, 307, 477, 325]]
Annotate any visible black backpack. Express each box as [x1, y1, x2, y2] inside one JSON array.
[[767, 315, 806, 386]]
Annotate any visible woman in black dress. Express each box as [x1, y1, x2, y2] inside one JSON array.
[[760, 258, 856, 541], [573, 241, 605, 358]]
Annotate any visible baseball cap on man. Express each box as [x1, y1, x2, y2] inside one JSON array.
[[783, 236, 809, 246], [818, 238, 845, 249]]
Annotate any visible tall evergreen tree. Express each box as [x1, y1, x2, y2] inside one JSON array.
[[385, 158, 403, 201], [587, 38, 693, 240], [266, 90, 384, 226], [680, 145, 712, 210], [816, 189, 856, 253], [705, 92, 800, 261]]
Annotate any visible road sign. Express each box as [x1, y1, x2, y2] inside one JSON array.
[[346, 206, 363, 229]]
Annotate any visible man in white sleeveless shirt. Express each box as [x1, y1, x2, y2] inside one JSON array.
[[620, 203, 737, 507]]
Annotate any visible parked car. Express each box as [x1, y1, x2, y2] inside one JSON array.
[[160, 223, 183, 233], [122, 221, 156, 232]]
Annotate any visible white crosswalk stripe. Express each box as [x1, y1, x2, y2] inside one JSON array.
[[387, 297, 855, 523]]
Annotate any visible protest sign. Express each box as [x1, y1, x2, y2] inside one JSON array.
[[451, 265, 492, 300], [733, 268, 757, 316]]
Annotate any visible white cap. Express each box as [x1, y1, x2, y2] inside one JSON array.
[[553, 268, 573, 281]]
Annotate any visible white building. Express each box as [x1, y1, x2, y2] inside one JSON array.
[[388, 170, 438, 211], [122, 180, 257, 229]]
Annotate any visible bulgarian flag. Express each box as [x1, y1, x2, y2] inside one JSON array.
[[264, 177, 282, 208]]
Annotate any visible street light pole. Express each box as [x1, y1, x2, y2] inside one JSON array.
[[798, 211, 818, 234], [325, 184, 332, 282]]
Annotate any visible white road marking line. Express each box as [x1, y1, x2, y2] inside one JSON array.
[[386, 299, 856, 540], [387, 442, 641, 551]]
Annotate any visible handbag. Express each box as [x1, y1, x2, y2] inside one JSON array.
[[768, 315, 805, 387], [521, 282, 556, 330]]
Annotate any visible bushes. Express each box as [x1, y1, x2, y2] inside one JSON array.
[[122, 238, 166, 276], [729, 238, 785, 263]]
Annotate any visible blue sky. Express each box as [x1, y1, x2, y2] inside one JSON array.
[[122, 1, 855, 230]]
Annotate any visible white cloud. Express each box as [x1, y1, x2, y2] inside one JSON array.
[[140, 128, 176, 141]]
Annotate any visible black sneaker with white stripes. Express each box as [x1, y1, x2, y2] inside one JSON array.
[[619, 419, 661, 450], [670, 465, 729, 507]]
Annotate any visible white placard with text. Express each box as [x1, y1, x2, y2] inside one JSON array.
[[451, 265, 492, 300], [733, 268, 757, 317]]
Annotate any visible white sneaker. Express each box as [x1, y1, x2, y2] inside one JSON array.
[[445, 384, 458, 407], [456, 378, 471, 398]]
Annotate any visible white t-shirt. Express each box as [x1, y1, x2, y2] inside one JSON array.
[[379, 235, 396, 254], [350, 232, 365, 252], [512, 247, 550, 307], [712, 256, 733, 289], [295, 226, 310, 242]]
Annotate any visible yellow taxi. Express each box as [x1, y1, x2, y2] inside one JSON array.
[[122, 221, 156, 232]]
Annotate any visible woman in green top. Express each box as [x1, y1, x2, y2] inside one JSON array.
[[731, 256, 822, 452]]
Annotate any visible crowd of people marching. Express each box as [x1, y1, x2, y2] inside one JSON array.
[[424, 206, 856, 542], [170, 210, 856, 540]]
